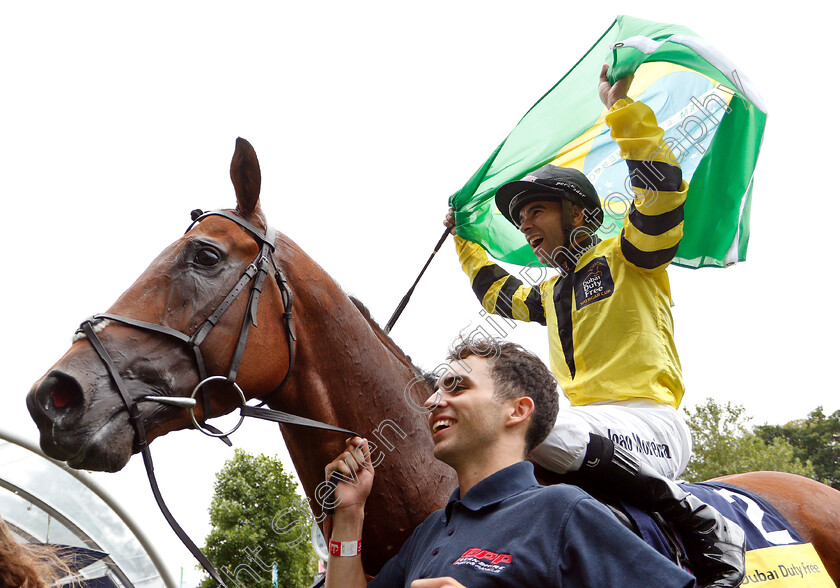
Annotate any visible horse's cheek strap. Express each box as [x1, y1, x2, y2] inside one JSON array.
[[226, 244, 273, 384], [191, 263, 259, 348], [272, 263, 297, 396], [82, 322, 147, 450]]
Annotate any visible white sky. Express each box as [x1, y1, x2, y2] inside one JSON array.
[[2, 2, 838, 586]]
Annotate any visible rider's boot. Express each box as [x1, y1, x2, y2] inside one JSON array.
[[577, 434, 746, 588]]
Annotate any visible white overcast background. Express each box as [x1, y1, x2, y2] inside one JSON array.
[[2, 2, 837, 586]]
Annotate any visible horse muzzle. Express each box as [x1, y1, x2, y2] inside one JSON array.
[[29, 370, 87, 430], [28, 368, 141, 472]]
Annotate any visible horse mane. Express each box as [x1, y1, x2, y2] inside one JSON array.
[[348, 295, 428, 381]]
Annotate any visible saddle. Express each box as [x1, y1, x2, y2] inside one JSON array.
[[588, 488, 690, 567]]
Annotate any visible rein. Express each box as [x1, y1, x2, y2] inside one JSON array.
[[77, 209, 357, 587]]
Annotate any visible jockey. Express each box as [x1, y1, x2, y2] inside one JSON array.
[[445, 66, 745, 587]]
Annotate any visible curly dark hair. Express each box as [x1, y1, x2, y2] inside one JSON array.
[[0, 516, 76, 587], [447, 336, 559, 454]]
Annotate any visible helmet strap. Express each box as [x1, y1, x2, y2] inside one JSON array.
[[561, 198, 576, 247]]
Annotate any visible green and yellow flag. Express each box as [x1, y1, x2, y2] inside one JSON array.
[[449, 15, 767, 269]]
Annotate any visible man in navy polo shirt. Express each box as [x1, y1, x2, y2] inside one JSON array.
[[324, 338, 695, 587]]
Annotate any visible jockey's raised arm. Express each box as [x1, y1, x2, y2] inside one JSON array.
[[445, 66, 745, 587]]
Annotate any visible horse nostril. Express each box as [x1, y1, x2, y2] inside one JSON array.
[[38, 372, 85, 414], [53, 384, 75, 408]]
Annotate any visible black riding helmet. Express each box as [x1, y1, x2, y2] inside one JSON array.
[[495, 165, 604, 239]]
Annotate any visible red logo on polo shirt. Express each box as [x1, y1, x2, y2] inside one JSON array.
[[452, 548, 512, 574]]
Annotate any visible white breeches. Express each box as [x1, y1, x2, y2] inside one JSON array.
[[529, 399, 692, 480]]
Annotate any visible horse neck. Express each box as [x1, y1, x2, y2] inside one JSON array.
[[266, 235, 434, 493]]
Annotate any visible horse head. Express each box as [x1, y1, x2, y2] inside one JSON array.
[[27, 137, 455, 574], [27, 138, 291, 472]]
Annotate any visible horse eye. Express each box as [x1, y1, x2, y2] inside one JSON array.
[[194, 247, 220, 266]]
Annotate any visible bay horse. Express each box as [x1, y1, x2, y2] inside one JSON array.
[[27, 138, 840, 583]]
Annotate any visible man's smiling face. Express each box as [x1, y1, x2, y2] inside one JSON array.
[[425, 356, 507, 468]]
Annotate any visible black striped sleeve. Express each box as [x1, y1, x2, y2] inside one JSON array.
[[627, 203, 685, 236], [495, 277, 522, 318], [620, 159, 685, 271], [471, 265, 509, 301], [524, 287, 546, 325], [627, 159, 682, 192], [471, 264, 545, 324], [620, 230, 681, 270]]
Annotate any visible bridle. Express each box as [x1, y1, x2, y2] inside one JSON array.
[[77, 209, 357, 587]]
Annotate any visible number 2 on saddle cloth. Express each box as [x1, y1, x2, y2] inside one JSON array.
[[623, 482, 835, 586]]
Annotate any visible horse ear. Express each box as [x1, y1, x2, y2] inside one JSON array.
[[230, 137, 262, 217]]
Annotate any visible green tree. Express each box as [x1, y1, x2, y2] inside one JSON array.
[[683, 399, 815, 483], [754, 407, 840, 490], [199, 449, 317, 588]]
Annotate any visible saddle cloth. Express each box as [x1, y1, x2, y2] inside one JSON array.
[[622, 481, 835, 587]]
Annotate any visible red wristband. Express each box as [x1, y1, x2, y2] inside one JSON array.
[[329, 538, 362, 557]]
